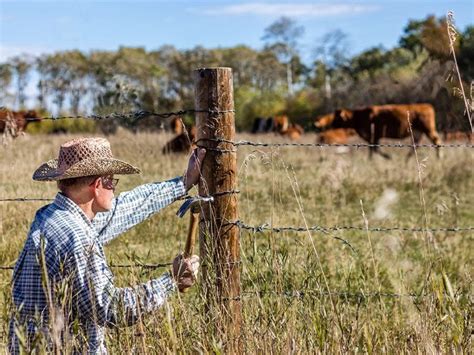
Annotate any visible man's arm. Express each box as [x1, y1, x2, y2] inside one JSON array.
[[92, 177, 186, 245], [71, 240, 198, 328], [93, 147, 205, 245]]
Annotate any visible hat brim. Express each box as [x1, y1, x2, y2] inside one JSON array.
[[33, 157, 141, 181]]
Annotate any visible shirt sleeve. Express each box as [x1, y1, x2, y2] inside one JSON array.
[[71, 239, 176, 328], [92, 176, 186, 245]]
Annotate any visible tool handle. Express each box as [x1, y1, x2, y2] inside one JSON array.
[[180, 212, 199, 293], [184, 212, 200, 258]]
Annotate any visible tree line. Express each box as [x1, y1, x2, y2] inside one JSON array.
[[0, 15, 472, 133]]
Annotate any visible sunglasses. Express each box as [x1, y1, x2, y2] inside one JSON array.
[[100, 176, 119, 189]]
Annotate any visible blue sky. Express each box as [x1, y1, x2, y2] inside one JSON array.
[[0, 0, 472, 63]]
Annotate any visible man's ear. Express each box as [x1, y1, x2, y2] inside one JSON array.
[[90, 177, 101, 193]]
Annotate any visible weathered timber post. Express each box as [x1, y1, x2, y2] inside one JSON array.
[[194, 68, 241, 352]]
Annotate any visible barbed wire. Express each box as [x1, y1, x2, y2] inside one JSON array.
[[0, 262, 172, 271], [17, 109, 235, 122], [236, 289, 472, 300], [0, 190, 240, 203], [230, 220, 474, 233], [2, 258, 469, 301], [197, 138, 474, 150], [0, 198, 53, 202]]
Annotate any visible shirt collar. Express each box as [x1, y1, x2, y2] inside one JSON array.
[[53, 192, 94, 228]]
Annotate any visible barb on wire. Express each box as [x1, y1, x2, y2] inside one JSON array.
[[24, 109, 235, 122], [109, 262, 171, 269], [196, 138, 474, 150], [231, 220, 474, 233]]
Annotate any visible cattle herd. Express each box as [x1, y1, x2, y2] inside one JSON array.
[[1, 104, 472, 156]]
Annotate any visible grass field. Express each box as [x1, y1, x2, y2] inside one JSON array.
[[0, 130, 473, 353]]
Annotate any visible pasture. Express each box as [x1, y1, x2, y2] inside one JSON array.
[[0, 130, 472, 353]]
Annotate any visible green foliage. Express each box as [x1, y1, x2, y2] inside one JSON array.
[[26, 118, 97, 134], [284, 89, 321, 128], [458, 26, 474, 81], [234, 85, 286, 130], [399, 15, 454, 61]]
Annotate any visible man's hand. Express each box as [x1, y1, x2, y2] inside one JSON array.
[[171, 254, 200, 292], [184, 148, 206, 191]]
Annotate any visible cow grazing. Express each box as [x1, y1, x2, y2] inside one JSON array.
[[318, 128, 356, 144], [251, 114, 301, 139], [281, 123, 304, 140], [314, 113, 335, 131], [273, 115, 289, 133], [162, 125, 197, 154], [315, 104, 442, 159], [0, 109, 42, 138]]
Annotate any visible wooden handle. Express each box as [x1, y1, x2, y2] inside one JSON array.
[[180, 211, 199, 293], [184, 211, 200, 258]]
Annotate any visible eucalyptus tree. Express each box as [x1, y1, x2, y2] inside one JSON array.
[[10, 55, 32, 109], [311, 29, 350, 111], [262, 16, 304, 95], [36, 53, 72, 114], [0, 63, 13, 106]]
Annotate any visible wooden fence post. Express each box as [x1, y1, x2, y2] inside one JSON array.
[[194, 67, 241, 352]]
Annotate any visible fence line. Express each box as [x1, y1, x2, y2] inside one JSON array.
[[0, 262, 171, 271], [196, 138, 474, 150], [0, 191, 240, 203], [17, 109, 235, 122], [236, 289, 472, 300], [1, 258, 469, 300], [230, 220, 474, 234], [3, 107, 472, 150]]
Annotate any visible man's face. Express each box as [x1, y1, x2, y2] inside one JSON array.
[[93, 175, 118, 212]]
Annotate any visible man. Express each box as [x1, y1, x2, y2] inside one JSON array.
[[9, 137, 205, 354]]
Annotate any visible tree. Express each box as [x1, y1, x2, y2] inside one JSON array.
[[458, 26, 474, 81], [312, 30, 350, 109], [10, 56, 32, 109], [262, 16, 304, 95], [0, 63, 12, 106], [399, 15, 455, 61]]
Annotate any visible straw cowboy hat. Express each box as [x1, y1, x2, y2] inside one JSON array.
[[33, 137, 141, 181]]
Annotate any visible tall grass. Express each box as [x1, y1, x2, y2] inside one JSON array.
[[0, 130, 473, 353]]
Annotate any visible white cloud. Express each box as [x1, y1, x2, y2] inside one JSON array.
[[194, 3, 379, 17]]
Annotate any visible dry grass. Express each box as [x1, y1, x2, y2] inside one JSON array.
[[0, 130, 473, 353]]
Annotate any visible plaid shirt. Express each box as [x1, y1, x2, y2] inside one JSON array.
[[9, 177, 186, 354]]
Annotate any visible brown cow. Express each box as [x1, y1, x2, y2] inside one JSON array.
[[169, 116, 184, 135], [162, 125, 197, 154], [315, 104, 441, 159], [0, 109, 42, 138], [318, 128, 356, 144], [281, 123, 304, 140], [273, 115, 289, 133]]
